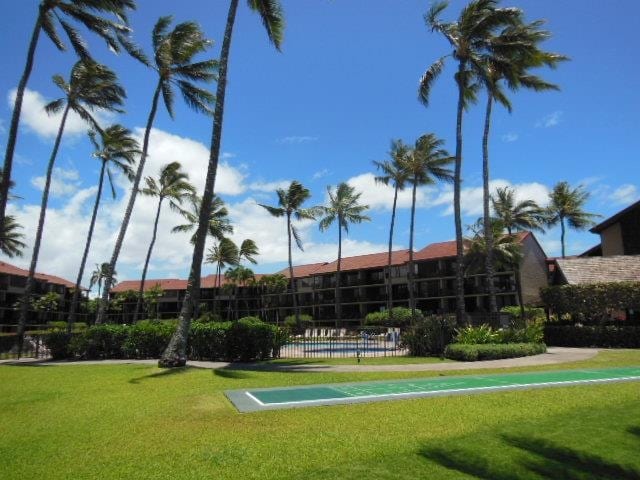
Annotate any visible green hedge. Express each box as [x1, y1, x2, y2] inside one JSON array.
[[444, 342, 547, 361], [544, 325, 640, 348], [541, 282, 640, 321], [454, 323, 544, 345], [401, 315, 456, 356], [365, 307, 422, 327]]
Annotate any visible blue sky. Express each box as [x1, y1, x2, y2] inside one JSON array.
[[1, 0, 639, 289]]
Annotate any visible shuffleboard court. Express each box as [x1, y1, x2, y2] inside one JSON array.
[[225, 366, 640, 412]]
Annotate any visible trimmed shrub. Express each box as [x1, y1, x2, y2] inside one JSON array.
[[444, 342, 546, 361], [365, 307, 422, 327], [401, 315, 456, 356], [225, 317, 282, 362], [123, 320, 176, 358], [44, 330, 74, 359], [544, 325, 640, 348], [196, 312, 224, 323], [189, 321, 230, 360], [69, 324, 128, 359]]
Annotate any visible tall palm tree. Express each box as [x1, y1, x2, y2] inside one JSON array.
[[258, 181, 318, 324], [237, 239, 259, 265], [402, 134, 454, 320], [67, 125, 139, 328], [492, 186, 546, 235], [17, 60, 125, 354], [224, 265, 255, 320], [419, 0, 521, 325], [206, 238, 240, 289], [1, 0, 141, 230], [96, 17, 216, 324], [134, 162, 196, 320], [546, 181, 599, 258], [319, 183, 370, 327], [373, 140, 411, 317], [172, 195, 233, 245], [479, 19, 567, 316], [160, 0, 285, 368], [90, 263, 117, 300], [0, 216, 26, 258]]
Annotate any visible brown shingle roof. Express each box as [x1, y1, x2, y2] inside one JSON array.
[[314, 249, 410, 274], [110, 273, 267, 293], [0, 261, 79, 289], [277, 262, 328, 279], [555, 255, 640, 285]]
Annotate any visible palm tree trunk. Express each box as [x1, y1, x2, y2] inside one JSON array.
[[0, 8, 43, 229], [67, 160, 107, 331], [287, 213, 299, 324], [17, 103, 70, 356], [482, 93, 498, 317], [135, 196, 164, 321], [387, 185, 399, 318], [515, 264, 525, 320], [560, 216, 566, 258], [408, 179, 417, 322], [453, 60, 467, 326], [335, 218, 342, 328], [96, 79, 163, 324], [160, 0, 239, 367]]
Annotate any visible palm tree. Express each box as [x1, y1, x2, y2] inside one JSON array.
[[492, 186, 546, 235], [546, 181, 599, 258], [1, 0, 141, 231], [258, 181, 318, 325], [160, 0, 285, 368], [134, 162, 196, 320], [373, 140, 411, 317], [419, 0, 521, 325], [224, 265, 255, 320], [237, 239, 259, 265], [67, 125, 139, 328], [319, 183, 370, 327], [401, 134, 454, 320], [172, 195, 233, 245], [90, 263, 117, 300], [96, 17, 216, 324], [17, 60, 125, 355], [206, 237, 239, 317], [0, 216, 26, 258], [479, 19, 567, 316]]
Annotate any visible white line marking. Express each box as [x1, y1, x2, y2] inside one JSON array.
[[246, 376, 640, 407], [245, 391, 265, 406]]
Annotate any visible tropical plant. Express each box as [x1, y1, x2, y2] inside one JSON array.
[[32, 292, 61, 323], [17, 60, 126, 355], [401, 134, 454, 320], [206, 238, 240, 289], [545, 181, 599, 258], [172, 194, 233, 244], [1, 0, 140, 231], [143, 284, 164, 320], [67, 125, 139, 328], [134, 162, 196, 320], [237, 239, 259, 265], [492, 186, 546, 235], [161, 0, 285, 368], [97, 16, 216, 324], [419, 0, 521, 325], [318, 183, 370, 326], [89, 263, 117, 299], [0, 215, 26, 258], [224, 265, 255, 320], [373, 141, 411, 317], [258, 181, 318, 324]]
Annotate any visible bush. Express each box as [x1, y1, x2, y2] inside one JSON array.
[[196, 311, 224, 323], [496, 323, 544, 344], [189, 321, 230, 360], [69, 324, 128, 359], [500, 306, 546, 324], [544, 325, 640, 348], [48, 321, 88, 332], [454, 324, 498, 344], [283, 314, 313, 333], [123, 320, 176, 358], [401, 315, 456, 356], [365, 307, 422, 327], [225, 317, 283, 362], [444, 342, 546, 361], [44, 330, 74, 359]]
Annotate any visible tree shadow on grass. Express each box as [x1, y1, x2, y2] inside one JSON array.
[[213, 368, 252, 379], [228, 360, 331, 372], [628, 426, 640, 438], [421, 433, 640, 480], [128, 366, 189, 384]]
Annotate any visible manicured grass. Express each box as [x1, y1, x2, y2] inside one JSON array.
[[1, 350, 639, 479], [265, 355, 454, 366]]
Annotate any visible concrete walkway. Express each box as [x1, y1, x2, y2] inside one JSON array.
[[0, 347, 599, 372]]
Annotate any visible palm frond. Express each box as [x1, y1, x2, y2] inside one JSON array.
[[247, 0, 285, 50], [418, 56, 446, 106]]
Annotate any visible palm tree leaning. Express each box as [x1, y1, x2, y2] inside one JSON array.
[[1, 0, 141, 231], [477, 18, 568, 316], [0, 216, 26, 258], [319, 183, 370, 327], [17, 60, 126, 353], [161, 0, 285, 368], [373, 141, 411, 319], [134, 162, 196, 321], [96, 17, 216, 324], [90, 263, 117, 300], [546, 181, 599, 258], [259, 181, 318, 325], [419, 0, 521, 325], [67, 125, 139, 329], [402, 134, 454, 321], [205, 237, 239, 316], [491, 186, 546, 236], [172, 195, 233, 245]]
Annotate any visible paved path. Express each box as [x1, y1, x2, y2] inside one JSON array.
[[0, 347, 599, 372]]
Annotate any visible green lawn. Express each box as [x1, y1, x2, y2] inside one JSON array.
[[1, 350, 639, 479]]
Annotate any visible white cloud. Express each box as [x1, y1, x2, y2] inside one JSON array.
[[248, 180, 291, 193], [535, 110, 563, 128], [31, 167, 82, 197], [8, 88, 111, 139], [312, 168, 330, 180], [609, 184, 639, 205], [276, 135, 318, 145], [501, 132, 519, 142], [345, 172, 433, 211], [221, 152, 236, 160]]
